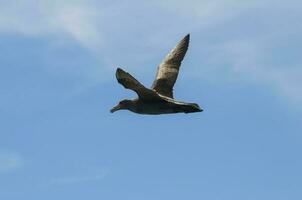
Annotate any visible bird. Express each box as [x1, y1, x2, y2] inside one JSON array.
[[110, 34, 203, 115]]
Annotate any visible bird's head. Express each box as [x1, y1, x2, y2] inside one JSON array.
[[110, 99, 133, 113]]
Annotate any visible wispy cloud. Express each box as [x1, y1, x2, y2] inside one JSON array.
[[0, 0, 102, 48], [49, 168, 108, 185], [170, 0, 302, 107], [200, 14, 302, 107], [0, 152, 23, 173], [1, 0, 301, 107]]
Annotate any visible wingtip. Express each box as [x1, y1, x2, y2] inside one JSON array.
[[178, 33, 190, 46], [116, 67, 123, 79], [184, 33, 190, 41], [116, 67, 125, 75]]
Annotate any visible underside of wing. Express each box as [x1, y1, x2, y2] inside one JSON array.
[[116, 68, 161, 100], [151, 34, 190, 98]]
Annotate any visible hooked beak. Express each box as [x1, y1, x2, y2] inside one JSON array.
[[110, 104, 122, 113]]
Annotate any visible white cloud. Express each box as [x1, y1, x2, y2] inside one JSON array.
[[0, 0, 102, 48], [0, 152, 23, 173]]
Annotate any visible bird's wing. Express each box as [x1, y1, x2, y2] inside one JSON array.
[[151, 34, 190, 98], [116, 68, 161, 100]]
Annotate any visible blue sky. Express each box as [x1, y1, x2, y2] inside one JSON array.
[[1, 0, 302, 199]]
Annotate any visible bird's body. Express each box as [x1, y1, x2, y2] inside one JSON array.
[[117, 97, 201, 115], [110, 34, 203, 115]]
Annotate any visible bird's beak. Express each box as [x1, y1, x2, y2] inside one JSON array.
[[110, 104, 122, 113]]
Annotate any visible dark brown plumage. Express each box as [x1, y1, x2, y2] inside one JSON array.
[[110, 34, 203, 115], [152, 34, 189, 98]]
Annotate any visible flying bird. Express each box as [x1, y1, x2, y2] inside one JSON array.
[[110, 34, 203, 115]]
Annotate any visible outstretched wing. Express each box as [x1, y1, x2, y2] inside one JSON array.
[[116, 68, 161, 100], [151, 34, 190, 98]]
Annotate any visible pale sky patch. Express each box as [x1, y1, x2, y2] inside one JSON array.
[[0, 152, 23, 173], [49, 168, 108, 185]]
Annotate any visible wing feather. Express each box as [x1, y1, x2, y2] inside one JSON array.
[[151, 34, 190, 98], [116, 68, 161, 100]]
